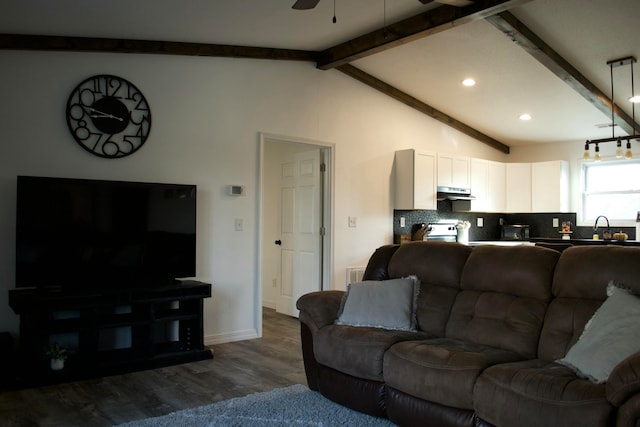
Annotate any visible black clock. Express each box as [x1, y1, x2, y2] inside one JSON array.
[[66, 74, 152, 158]]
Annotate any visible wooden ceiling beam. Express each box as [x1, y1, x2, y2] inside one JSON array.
[[337, 64, 510, 154], [0, 33, 318, 62], [486, 11, 640, 136], [316, 0, 532, 70]]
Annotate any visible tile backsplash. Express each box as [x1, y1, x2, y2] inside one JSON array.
[[394, 200, 637, 242]]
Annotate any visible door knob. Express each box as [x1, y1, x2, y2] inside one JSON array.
[[274, 240, 282, 245]]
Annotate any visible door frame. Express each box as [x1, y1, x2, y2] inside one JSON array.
[[257, 132, 334, 335]]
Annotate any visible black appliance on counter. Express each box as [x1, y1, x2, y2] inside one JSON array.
[[501, 224, 530, 240]]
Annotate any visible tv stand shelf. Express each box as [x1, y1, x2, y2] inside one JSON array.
[[8, 280, 212, 388]]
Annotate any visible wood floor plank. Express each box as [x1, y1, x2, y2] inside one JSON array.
[[0, 308, 306, 427]]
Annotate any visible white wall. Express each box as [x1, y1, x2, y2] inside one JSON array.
[[0, 49, 507, 342]]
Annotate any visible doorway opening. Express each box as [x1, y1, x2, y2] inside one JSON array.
[[257, 133, 333, 336]]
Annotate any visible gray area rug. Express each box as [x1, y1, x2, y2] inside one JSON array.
[[116, 384, 396, 426]]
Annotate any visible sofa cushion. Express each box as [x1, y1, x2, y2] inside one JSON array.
[[474, 359, 612, 427], [552, 246, 640, 299], [460, 245, 558, 301], [536, 297, 602, 361], [387, 241, 473, 337], [447, 245, 559, 358], [539, 246, 640, 361], [383, 338, 522, 409], [558, 283, 640, 383], [314, 324, 430, 382], [335, 276, 420, 331]]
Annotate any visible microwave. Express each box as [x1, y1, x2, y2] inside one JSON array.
[[501, 224, 530, 241]]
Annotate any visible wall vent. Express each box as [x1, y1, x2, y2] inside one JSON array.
[[346, 267, 366, 286]]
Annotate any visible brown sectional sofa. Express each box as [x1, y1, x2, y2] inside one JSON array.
[[296, 241, 640, 427]]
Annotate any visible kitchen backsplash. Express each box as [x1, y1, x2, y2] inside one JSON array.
[[394, 199, 637, 242]]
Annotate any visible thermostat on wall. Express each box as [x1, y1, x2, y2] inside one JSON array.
[[228, 185, 245, 196]]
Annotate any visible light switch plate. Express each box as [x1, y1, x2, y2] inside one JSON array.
[[348, 216, 357, 228], [553, 218, 559, 228], [477, 217, 484, 227]]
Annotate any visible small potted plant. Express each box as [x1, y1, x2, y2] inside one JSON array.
[[45, 342, 68, 371]]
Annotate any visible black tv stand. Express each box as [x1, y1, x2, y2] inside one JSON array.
[[8, 280, 212, 388]]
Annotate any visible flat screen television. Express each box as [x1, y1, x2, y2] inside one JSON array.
[[16, 176, 197, 289]]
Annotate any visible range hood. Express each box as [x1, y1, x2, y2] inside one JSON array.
[[436, 186, 476, 201]]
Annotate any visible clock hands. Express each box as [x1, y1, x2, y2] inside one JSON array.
[[84, 106, 124, 121]]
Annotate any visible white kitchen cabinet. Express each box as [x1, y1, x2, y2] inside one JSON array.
[[487, 160, 506, 212], [470, 158, 506, 212], [532, 160, 569, 212], [506, 163, 532, 212], [395, 149, 437, 210], [437, 153, 470, 188], [470, 158, 488, 211]]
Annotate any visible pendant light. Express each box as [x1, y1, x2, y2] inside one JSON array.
[[583, 142, 591, 160], [583, 56, 640, 160], [616, 138, 623, 158]]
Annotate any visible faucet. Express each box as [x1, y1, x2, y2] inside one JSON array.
[[593, 215, 611, 240]]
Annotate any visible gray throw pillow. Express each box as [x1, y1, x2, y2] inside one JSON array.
[[335, 276, 420, 331], [557, 282, 640, 383]]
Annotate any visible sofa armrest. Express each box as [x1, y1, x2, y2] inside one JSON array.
[[615, 393, 640, 427], [606, 352, 640, 406], [296, 290, 345, 332]]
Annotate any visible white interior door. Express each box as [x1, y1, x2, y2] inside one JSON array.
[[276, 149, 322, 317]]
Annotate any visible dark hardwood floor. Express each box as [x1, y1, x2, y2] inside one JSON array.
[[0, 308, 307, 426]]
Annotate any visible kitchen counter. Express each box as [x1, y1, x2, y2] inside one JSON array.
[[530, 238, 640, 246], [468, 241, 535, 246]]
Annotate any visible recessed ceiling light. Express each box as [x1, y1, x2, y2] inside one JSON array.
[[630, 95, 640, 103], [462, 78, 476, 87], [519, 113, 532, 121]]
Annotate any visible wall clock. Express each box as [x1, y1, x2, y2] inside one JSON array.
[[66, 74, 152, 158]]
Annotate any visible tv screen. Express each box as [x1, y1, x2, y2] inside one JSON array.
[[16, 176, 197, 289]]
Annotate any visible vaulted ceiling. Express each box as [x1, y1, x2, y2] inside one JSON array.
[[1, 0, 639, 153]]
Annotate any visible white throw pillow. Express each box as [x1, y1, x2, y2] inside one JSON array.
[[558, 282, 640, 383], [335, 276, 420, 331]]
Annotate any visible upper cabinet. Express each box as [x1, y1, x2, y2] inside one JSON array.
[[395, 150, 569, 213], [532, 160, 570, 212], [505, 160, 570, 213], [506, 163, 532, 212], [487, 160, 507, 212], [470, 158, 488, 212], [437, 154, 470, 188], [395, 149, 437, 210], [470, 158, 506, 212]]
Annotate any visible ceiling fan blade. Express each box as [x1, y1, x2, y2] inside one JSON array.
[[292, 0, 321, 10], [436, 0, 474, 6], [418, 0, 474, 5]]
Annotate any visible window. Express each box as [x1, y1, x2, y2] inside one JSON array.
[[582, 160, 640, 224]]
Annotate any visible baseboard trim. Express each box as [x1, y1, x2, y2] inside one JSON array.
[[205, 329, 258, 346], [262, 300, 276, 310]]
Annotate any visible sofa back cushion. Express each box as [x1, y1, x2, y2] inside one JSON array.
[[387, 241, 473, 337], [538, 246, 640, 361], [447, 245, 560, 358]]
